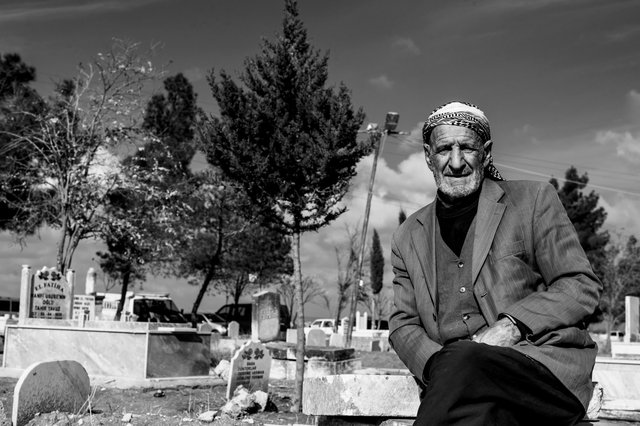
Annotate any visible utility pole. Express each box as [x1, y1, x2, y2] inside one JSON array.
[[345, 112, 400, 347]]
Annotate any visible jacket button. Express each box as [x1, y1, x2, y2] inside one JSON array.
[[459, 286, 466, 293], [458, 261, 464, 268], [462, 314, 470, 321]]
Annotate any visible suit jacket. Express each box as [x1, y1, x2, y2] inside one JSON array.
[[389, 179, 602, 410]]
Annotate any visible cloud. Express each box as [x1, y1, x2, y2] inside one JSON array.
[[369, 75, 395, 90], [595, 130, 640, 162], [183, 67, 206, 83], [0, 0, 167, 23], [392, 37, 421, 56], [300, 152, 435, 316], [599, 194, 640, 239], [605, 26, 640, 43]]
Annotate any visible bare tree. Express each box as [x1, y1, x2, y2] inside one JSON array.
[[278, 275, 330, 327]]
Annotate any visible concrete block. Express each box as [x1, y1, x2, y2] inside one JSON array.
[[270, 358, 362, 380], [13, 360, 90, 426], [266, 341, 355, 361]]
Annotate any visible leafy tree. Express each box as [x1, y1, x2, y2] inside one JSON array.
[[139, 72, 198, 175], [599, 235, 640, 350], [277, 275, 330, 326], [550, 166, 609, 278], [200, 0, 369, 410], [398, 209, 407, 225], [0, 53, 45, 231], [97, 73, 200, 318], [0, 40, 162, 272]]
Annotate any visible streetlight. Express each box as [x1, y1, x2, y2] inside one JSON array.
[[345, 112, 402, 347]]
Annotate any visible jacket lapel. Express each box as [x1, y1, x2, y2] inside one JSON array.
[[472, 180, 506, 285], [411, 203, 437, 308]]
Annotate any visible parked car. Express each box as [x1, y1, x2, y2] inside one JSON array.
[[214, 303, 290, 335], [309, 318, 335, 335], [196, 312, 228, 335]]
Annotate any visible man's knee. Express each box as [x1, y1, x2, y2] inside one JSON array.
[[429, 341, 499, 380]]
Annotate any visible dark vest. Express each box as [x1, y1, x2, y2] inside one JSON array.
[[435, 217, 487, 343]]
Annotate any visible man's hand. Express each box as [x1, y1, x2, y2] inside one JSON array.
[[472, 317, 521, 346]]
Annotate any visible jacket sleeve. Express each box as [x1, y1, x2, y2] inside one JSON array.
[[389, 233, 442, 381], [503, 184, 602, 339]]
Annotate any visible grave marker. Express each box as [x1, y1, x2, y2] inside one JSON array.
[[12, 360, 90, 426], [307, 329, 327, 347], [252, 290, 281, 342], [228, 321, 240, 339], [226, 340, 271, 400], [625, 296, 640, 343], [72, 295, 96, 322], [30, 267, 74, 320]]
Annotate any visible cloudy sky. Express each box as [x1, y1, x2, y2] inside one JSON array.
[[1, 0, 639, 318]]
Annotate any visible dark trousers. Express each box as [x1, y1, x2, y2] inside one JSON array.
[[415, 341, 585, 426]]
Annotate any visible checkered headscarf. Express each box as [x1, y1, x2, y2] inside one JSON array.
[[422, 101, 505, 181]]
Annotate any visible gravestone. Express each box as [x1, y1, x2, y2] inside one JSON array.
[[307, 329, 327, 347], [625, 296, 640, 343], [30, 267, 74, 320], [85, 267, 97, 295], [227, 340, 272, 400], [228, 321, 240, 339], [286, 329, 297, 344], [72, 295, 96, 322], [252, 290, 281, 342], [12, 360, 90, 426]]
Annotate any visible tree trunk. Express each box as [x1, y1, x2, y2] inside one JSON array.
[[191, 266, 216, 327], [291, 231, 305, 413], [114, 269, 131, 321]]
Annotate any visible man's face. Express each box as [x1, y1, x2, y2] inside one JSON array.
[[425, 125, 492, 199]]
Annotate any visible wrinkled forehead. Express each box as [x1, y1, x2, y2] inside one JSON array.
[[422, 101, 491, 145]]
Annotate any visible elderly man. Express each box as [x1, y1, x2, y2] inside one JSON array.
[[389, 101, 602, 425]]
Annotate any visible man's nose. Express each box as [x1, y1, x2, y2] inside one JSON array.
[[448, 146, 466, 173]]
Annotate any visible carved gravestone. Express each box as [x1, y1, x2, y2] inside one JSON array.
[[307, 329, 327, 347], [252, 290, 281, 342], [30, 267, 73, 320], [72, 295, 96, 322], [226, 340, 272, 400]]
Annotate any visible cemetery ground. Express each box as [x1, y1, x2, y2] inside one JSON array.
[[0, 350, 407, 426]]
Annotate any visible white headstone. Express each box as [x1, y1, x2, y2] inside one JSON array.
[[12, 360, 90, 426], [362, 312, 369, 330], [356, 311, 361, 330], [85, 267, 97, 295], [228, 321, 240, 339], [251, 290, 281, 342], [625, 296, 640, 343], [226, 340, 271, 400], [31, 267, 73, 320], [18, 265, 31, 324], [72, 295, 96, 323], [286, 328, 297, 344], [307, 329, 327, 347]]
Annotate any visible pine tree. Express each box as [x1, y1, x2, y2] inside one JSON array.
[[201, 0, 369, 411], [398, 209, 407, 226], [550, 166, 609, 279], [370, 229, 384, 295]]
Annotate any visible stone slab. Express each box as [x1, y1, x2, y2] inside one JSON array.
[[13, 360, 90, 426], [611, 342, 640, 360], [593, 357, 640, 400], [266, 341, 355, 361], [252, 290, 281, 342], [302, 374, 420, 417], [271, 358, 362, 380], [4, 325, 210, 380], [146, 332, 211, 378]]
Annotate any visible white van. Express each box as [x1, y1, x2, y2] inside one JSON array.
[[96, 292, 188, 324]]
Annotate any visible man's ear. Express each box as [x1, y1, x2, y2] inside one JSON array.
[[424, 143, 434, 171], [483, 140, 493, 168]]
